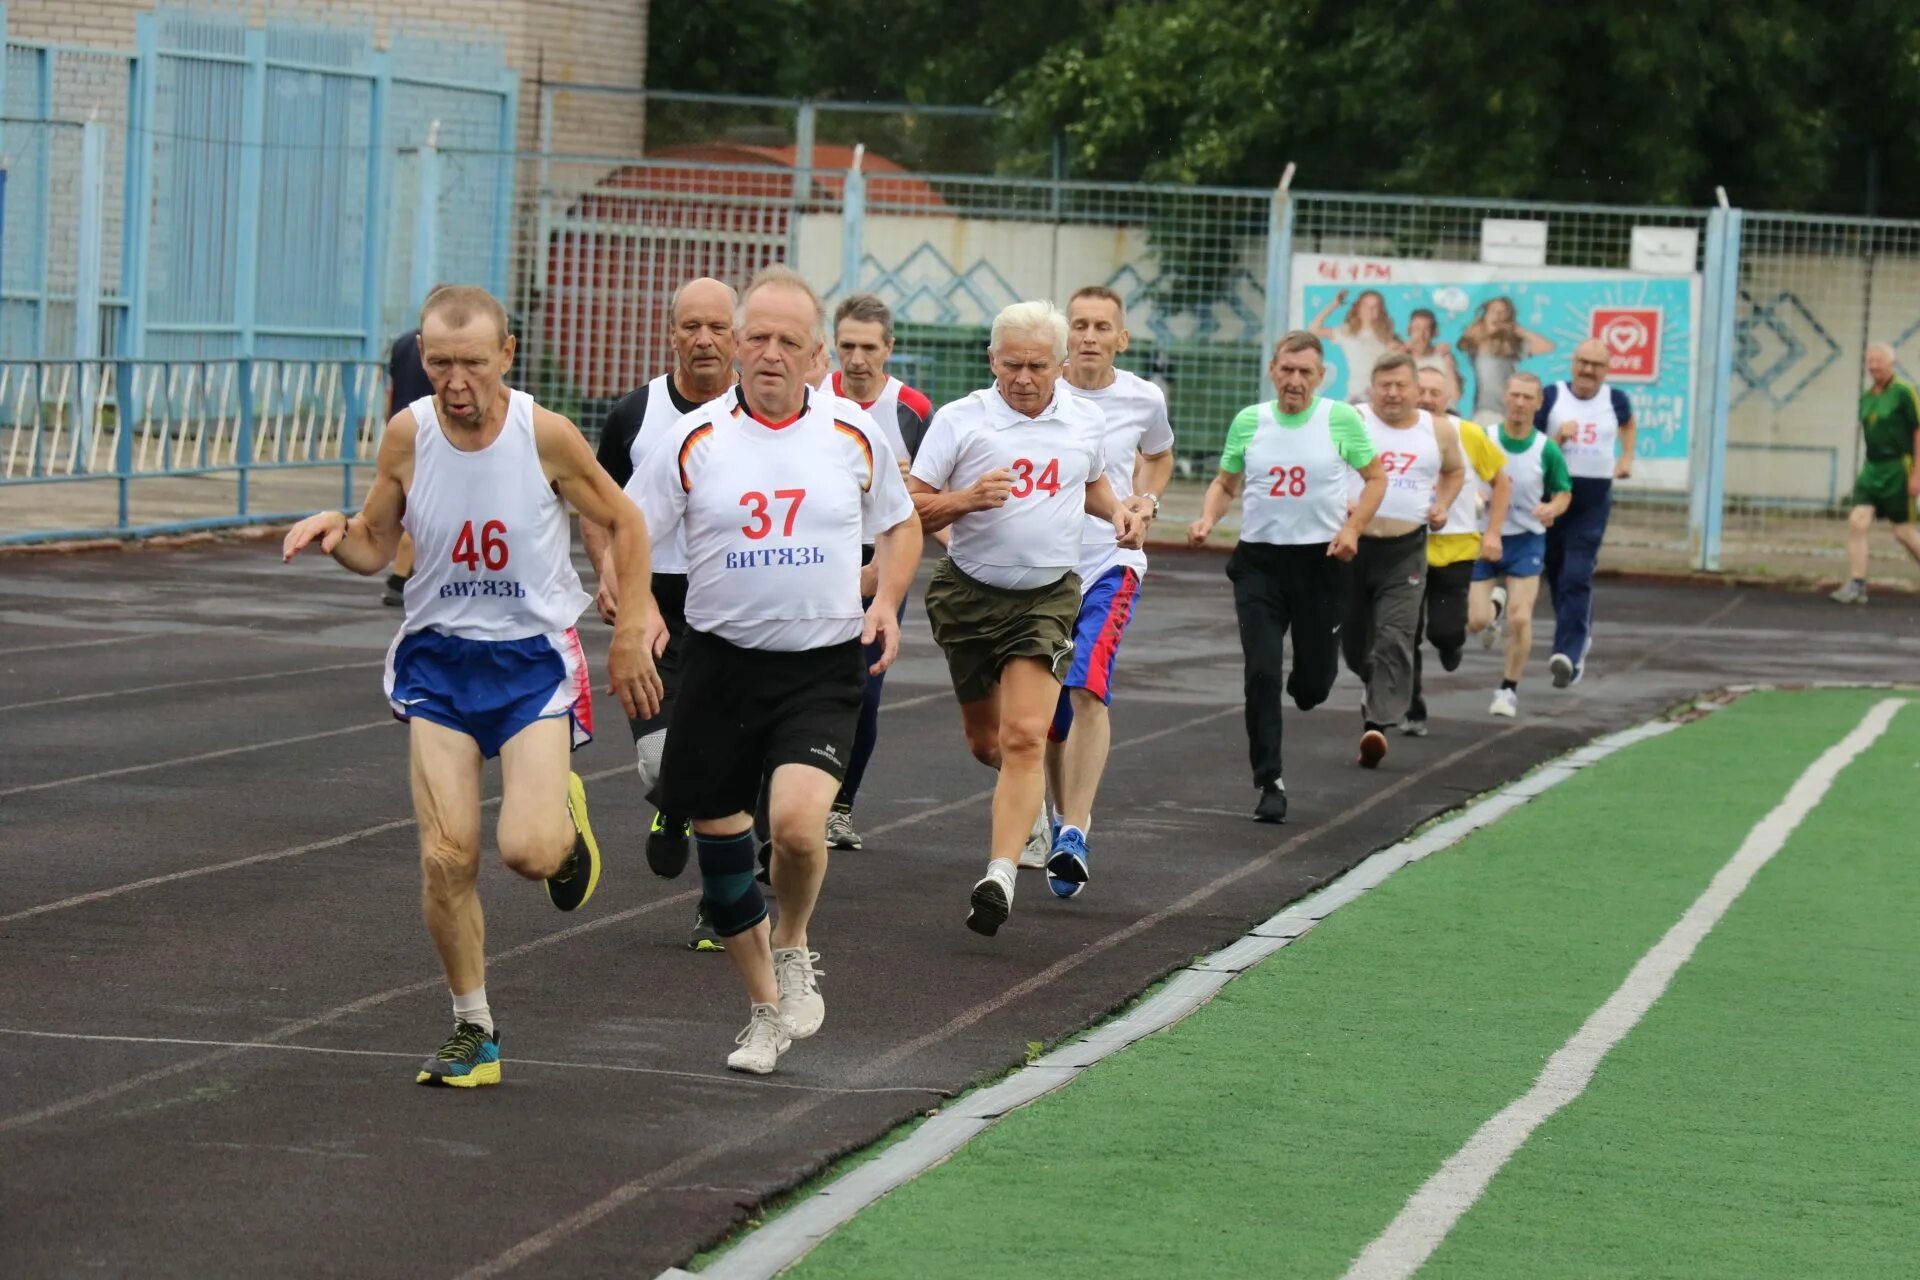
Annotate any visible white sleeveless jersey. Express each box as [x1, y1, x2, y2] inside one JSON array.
[[623, 374, 694, 574], [1439, 416, 1485, 537], [1543, 380, 1628, 480], [909, 383, 1107, 590], [626, 387, 915, 652], [400, 391, 590, 641], [840, 373, 911, 462], [1357, 407, 1441, 525], [1498, 430, 1553, 536], [1240, 398, 1353, 546]]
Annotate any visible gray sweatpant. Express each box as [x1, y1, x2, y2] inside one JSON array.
[[1341, 528, 1428, 728]]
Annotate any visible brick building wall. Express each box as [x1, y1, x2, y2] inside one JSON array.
[[6, 0, 647, 155]]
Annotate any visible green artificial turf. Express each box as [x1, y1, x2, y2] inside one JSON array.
[[1429, 696, 1919, 1279], [783, 690, 1902, 1280]]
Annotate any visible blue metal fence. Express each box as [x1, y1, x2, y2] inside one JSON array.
[[1, 3, 515, 369], [0, 355, 385, 543]]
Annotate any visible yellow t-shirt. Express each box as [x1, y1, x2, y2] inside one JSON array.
[[1428, 419, 1506, 567]]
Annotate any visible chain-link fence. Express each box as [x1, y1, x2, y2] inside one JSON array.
[[846, 172, 1271, 474], [1724, 214, 1920, 579], [11, 92, 1920, 580], [1288, 193, 1716, 565]]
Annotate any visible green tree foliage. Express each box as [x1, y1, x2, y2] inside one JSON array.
[[1000, 0, 1920, 213], [649, 0, 1920, 214]]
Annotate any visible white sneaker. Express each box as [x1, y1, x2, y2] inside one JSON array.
[[1831, 580, 1869, 605], [967, 860, 1016, 937], [1490, 687, 1518, 718], [825, 808, 862, 850], [1549, 653, 1575, 689], [1018, 810, 1050, 869], [773, 946, 825, 1038], [727, 1003, 792, 1075]]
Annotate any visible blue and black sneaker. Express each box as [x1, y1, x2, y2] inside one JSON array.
[[1046, 825, 1090, 899], [416, 1021, 501, 1088]]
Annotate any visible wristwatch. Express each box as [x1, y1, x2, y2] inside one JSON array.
[[1142, 492, 1161, 519]]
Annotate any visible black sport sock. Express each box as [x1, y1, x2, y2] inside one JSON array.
[[385, 572, 408, 592], [1500, 679, 1518, 692], [1364, 721, 1387, 734]]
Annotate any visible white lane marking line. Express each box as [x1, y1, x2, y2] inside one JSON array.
[[0, 1029, 942, 1098], [0, 715, 1064, 1133], [0, 688, 952, 924], [0, 720, 389, 798], [0, 889, 700, 1134], [0, 661, 379, 712], [0, 634, 148, 657], [0, 759, 644, 924], [1341, 696, 1908, 1280], [674, 717, 1691, 1280], [457, 706, 1243, 1280]]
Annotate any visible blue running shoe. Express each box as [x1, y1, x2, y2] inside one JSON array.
[[1047, 825, 1090, 899], [416, 1021, 500, 1088]]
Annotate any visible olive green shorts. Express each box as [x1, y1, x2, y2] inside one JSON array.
[[1851, 457, 1917, 524], [923, 558, 1081, 704]]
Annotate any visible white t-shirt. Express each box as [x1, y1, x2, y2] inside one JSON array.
[[1065, 369, 1174, 588], [1355, 406, 1441, 526], [400, 390, 590, 641], [626, 387, 914, 652], [910, 383, 1107, 590]]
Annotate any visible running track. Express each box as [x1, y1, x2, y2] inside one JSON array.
[[1, 542, 1915, 1278]]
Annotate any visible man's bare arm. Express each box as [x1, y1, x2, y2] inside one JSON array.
[[283, 412, 413, 573], [1431, 417, 1467, 520], [536, 409, 661, 721]]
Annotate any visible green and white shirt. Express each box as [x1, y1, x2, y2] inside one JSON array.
[[1221, 397, 1376, 545]]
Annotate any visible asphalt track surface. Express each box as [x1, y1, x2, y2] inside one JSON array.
[[1, 542, 1915, 1279]]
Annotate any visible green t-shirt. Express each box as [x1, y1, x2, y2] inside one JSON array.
[[1497, 427, 1572, 494], [1859, 378, 1920, 461], [1220, 398, 1376, 473]]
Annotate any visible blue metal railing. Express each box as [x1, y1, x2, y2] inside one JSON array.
[[0, 356, 386, 544]]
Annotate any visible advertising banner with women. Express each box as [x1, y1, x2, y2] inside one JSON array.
[[1293, 254, 1699, 491]]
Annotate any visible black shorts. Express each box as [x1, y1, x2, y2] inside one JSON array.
[[657, 628, 865, 821], [628, 572, 688, 740]]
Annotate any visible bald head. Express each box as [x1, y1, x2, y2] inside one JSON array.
[[1416, 363, 1460, 416], [1866, 342, 1897, 389], [672, 277, 735, 321], [670, 277, 737, 394], [1571, 338, 1611, 397]]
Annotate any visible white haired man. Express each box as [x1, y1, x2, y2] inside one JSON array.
[[908, 300, 1145, 935]]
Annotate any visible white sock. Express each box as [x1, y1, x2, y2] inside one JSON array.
[[452, 986, 493, 1036], [985, 857, 1017, 899], [635, 729, 666, 794]]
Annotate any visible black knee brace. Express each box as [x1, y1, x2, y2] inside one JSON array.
[[696, 829, 767, 937]]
